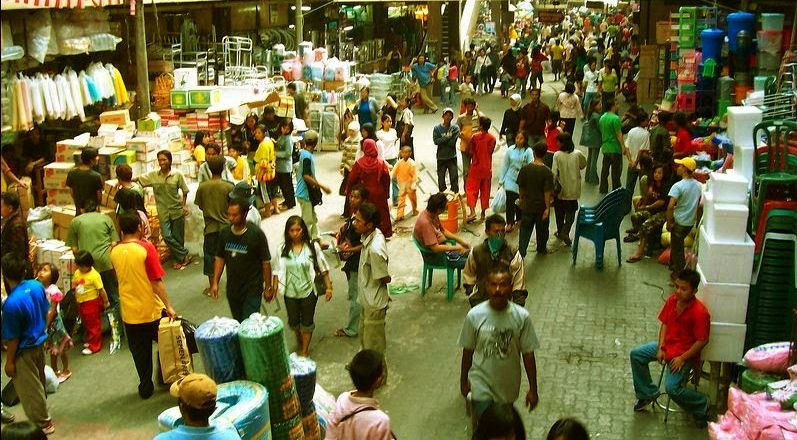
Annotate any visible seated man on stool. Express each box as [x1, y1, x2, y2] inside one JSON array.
[[412, 192, 470, 268], [155, 373, 241, 439], [463, 214, 527, 307], [629, 268, 710, 428]]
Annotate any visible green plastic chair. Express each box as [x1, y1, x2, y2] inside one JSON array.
[[751, 120, 797, 227], [412, 236, 461, 301]]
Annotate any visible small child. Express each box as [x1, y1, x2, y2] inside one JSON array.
[[545, 111, 563, 168], [459, 74, 476, 114], [37, 263, 73, 383], [228, 143, 250, 184], [390, 146, 418, 221], [72, 250, 110, 355], [326, 350, 393, 439]]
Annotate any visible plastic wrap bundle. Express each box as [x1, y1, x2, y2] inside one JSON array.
[[289, 353, 317, 409], [239, 315, 301, 424], [312, 384, 335, 436], [271, 414, 305, 440], [196, 317, 245, 384], [301, 403, 321, 440], [158, 380, 271, 440]]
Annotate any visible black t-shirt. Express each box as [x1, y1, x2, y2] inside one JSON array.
[[65, 167, 103, 210], [517, 163, 553, 213], [216, 223, 271, 298], [340, 216, 362, 273]]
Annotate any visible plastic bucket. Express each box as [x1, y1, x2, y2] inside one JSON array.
[[727, 12, 755, 52], [756, 31, 783, 54], [701, 29, 725, 62], [760, 13, 784, 31]]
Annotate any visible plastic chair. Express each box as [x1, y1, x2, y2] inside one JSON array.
[[752, 121, 797, 226], [754, 202, 797, 252], [412, 237, 462, 301], [578, 187, 628, 221], [653, 362, 701, 423], [572, 188, 632, 270]]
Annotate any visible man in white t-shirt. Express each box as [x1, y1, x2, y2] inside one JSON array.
[[581, 57, 599, 114], [458, 265, 540, 423], [624, 113, 651, 195]]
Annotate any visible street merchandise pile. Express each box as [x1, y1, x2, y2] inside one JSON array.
[[195, 316, 245, 384]]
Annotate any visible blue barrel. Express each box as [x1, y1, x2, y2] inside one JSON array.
[[727, 12, 755, 52], [701, 28, 725, 61]]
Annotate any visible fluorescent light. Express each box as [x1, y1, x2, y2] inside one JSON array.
[[301, 5, 311, 11], [289, 24, 296, 29], [343, 25, 354, 31], [291, 5, 296, 10]]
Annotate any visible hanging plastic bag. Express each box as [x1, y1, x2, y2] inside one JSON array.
[[491, 186, 507, 214], [26, 10, 52, 64]]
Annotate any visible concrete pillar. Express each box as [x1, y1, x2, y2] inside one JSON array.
[[427, 1, 442, 61], [135, 0, 150, 116]]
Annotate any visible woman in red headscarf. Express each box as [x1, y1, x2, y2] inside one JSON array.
[[347, 139, 393, 237]]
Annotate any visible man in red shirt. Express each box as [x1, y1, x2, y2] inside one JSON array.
[[629, 268, 710, 427]]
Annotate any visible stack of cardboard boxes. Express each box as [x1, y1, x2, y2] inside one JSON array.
[[637, 45, 659, 104]]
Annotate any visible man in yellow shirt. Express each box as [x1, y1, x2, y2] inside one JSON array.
[[550, 39, 565, 81]]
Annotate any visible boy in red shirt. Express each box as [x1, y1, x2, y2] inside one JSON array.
[[630, 268, 710, 427], [465, 117, 497, 222]]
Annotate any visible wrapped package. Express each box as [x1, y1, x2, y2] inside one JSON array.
[[195, 316, 245, 384]]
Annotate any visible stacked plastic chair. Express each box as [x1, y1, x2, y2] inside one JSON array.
[[745, 120, 797, 350], [572, 188, 632, 270]]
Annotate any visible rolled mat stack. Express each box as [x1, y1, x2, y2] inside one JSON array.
[[290, 353, 319, 439], [195, 317, 245, 383], [239, 314, 302, 439]]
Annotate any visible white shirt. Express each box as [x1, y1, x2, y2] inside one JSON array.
[[376, 128, 399, 161], [625, 126, 651, 161], [358, 229, 390, 309], [583, 69, 599, 93]]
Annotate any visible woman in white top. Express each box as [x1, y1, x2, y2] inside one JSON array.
[[474, 48, 490, 95], [376, 114, 400, 205], [556, 81, 583, 136], [552, 132, 587, 246], [275, 215, 332, 357]]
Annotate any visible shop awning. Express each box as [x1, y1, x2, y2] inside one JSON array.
[[1, 0, 124, 9]]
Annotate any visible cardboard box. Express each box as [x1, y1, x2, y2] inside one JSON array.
[[97, 147, 125, 180], [99, 109, 131, 126], [102, 179, 120, 210], [656, 21, 672, 44], [43, 162, 75, 190], [50, 206, 76, 230], [55, 139, 86, 162], [137, 149, 159, 163], [126, 137, 158, 153], [46, 189, 73, 206], [188, 87, 221, 109], [171, 89, 190, 109], [137, 113, 162, 132]]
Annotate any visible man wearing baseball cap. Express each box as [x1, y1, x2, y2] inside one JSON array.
[[666, 157, 702, 282], [155, 373, 241, 439]]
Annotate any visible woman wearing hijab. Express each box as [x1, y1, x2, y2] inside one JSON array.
[[347, 139, 393, 238], [500, 94, 523, 148]]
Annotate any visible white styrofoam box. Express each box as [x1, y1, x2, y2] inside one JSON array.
[[703, 192, 750, 242], [696, 263, 750, 324], [173, 68, 198, 88], [708, 170, 749, 204], [733, 143, 755, 190], [727, 106, 763, 149], [697, 225, 755, 284], [701, 321, 747, 363]]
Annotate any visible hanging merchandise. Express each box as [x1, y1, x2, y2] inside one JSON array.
[[195, 316, 245, 384]]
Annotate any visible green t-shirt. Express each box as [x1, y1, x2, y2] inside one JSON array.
[[195, 179, 234, 234], [598, 111, 623, 154], [600, 70, 618, 91], [66, 212, 120, 272]]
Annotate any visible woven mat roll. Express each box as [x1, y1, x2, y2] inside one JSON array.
[[301, 403, 320, 440], [239, 314, 301, 422], [289, 353, 317, 410], [195, 317, 244, 384], [271, 413, 305, 440]]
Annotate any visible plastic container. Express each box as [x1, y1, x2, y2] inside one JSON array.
[[754, 75, 772, 91], [758, 51, 781, 70], [727, 12, 755, 52], [756, 30, 783, 54], [701, 28, 725, 61], [760, 13, 784, 31], [718, 76, 734, 100], [734, 85, 752, 104]]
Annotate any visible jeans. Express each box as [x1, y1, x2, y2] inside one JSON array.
[[440, 79, 450, 106], [506, 191, 520, 226], [100, 269, 122, 341], [669, 223, 693, 275], [342, 272, 361, 336], [554, 199, 579, 238], [298, 198, 319, 240], [582, 92, 596, 114], [626, 166, 640, 196], [437, 158, 459, 193], [276, 172, 295, 208], [386, 158, 399, 205], [125, 318, 160, 398], [585, 148, 600, 184], [518, 211, 550, 257], [160, 215, 188, 262], [515, 77, 527, 97], [228, 290, 263, 322], [461, 152, 471, 188], [599, 152, 623, 193], [630, 341, 708, 418], [478, 71, 490, 94]]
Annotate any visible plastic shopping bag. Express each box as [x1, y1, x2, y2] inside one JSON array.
[[491, 186, 507, 214]]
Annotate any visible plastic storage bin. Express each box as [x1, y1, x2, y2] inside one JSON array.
[[701, 29, 725, 61], [760, 13, 784, 31], [697, 264, 751, 323], [677, 84, 697, 113], [757, 31, 783, 54], [703, 192, 750, 242], [727, 12, 756, 51], [697, 225, 755, 284]]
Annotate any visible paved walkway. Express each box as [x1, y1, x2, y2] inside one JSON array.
[[2, 74, 709, 439]]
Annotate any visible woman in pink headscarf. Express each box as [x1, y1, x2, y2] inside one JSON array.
[[347, 139, 393, 237]]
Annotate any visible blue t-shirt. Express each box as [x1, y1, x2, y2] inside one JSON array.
[[668, 178, 702, 226], [154, 424, 241, 440], [1, 279, 49, 350], [295, 149, 315, 201], [358, 99, 374, 126], [411, 62, 436, 86]]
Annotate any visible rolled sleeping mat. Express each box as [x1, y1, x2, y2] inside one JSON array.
[[239, 314, 301, 422], [195, 317, 245, 384], [271, 414, 304, 440], [301, 403, 321, 440], [157, 380, 271, 440], [289, 353, 317, 410]]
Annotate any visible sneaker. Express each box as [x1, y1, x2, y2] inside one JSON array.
[[633, 397, 656, 411], [81, 348, 95, 355], [42, 423, 55, 435], [1, 407, 15, 423]]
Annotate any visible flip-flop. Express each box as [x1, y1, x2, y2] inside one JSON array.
[[465, 215, 477, 223], [334, 329, 352, 337], [57, 371, 72, 383], [626, 256, 643, 263]]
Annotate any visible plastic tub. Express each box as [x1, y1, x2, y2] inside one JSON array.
[[758, 52, 781, 70], [760, 13, 784, 31], [727, 12, 756, 51], [701, 28, 725, 61], [734, 85, 752, 104], [754, 76, 771, 91], [757, 31, 783, 54]]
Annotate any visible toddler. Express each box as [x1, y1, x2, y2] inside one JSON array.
[[390, 146, 418, 221], [37, 263, 73, 382], [228, 143, 250, 184], [72, 250, 110, 355]]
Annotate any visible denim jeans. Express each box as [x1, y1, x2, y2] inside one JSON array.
[[626, 166, 640, 196], [461, 152, 471, 188], [582, 92, 596, 114], [437, 158, 459, 193], [669, 223, 693, 275], [630, 341, 708, 418], [585, 148, 600, 184], [386, 158, 399, 205], [100, 269, 122, 338], [228, 291, 263, 323], [160, 215, 188, 262], [440, 79, 450, 106], [518, 211, 550, 257], [342, 272, 361, 336]]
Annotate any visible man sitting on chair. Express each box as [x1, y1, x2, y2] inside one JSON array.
[[412, 192, 470, 268], [629, 268, 710, 428], [463, 214, 526, 307]]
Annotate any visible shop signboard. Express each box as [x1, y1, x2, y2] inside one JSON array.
[[537, 10, 564, 24]]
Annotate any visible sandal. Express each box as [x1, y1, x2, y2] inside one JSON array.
[[626, 255, 643, 263], [172, 262, 183, 270], [57, 371, 72, 383], [334, 329, 353, 337], [465, 215, 477, 223], [180, 255, 194, 268]]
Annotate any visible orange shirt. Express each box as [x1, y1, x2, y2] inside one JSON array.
[[391, 158, 417, 186]]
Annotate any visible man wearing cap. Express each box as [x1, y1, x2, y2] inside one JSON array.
[[296, 130, 331, 242], [666, 157, 702, 282], [432, 108, 461, 193], [155, 373, 241, 439], [195, 156, 234, 297]]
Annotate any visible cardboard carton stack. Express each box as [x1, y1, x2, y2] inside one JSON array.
[[35, 240, 75, 294]]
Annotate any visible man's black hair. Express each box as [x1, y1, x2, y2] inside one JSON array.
[[347, 349, 385, 392]]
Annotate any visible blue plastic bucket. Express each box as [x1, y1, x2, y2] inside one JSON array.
[[701, 28, 725, 61], [727, 12, 755, 51]]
